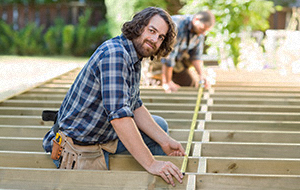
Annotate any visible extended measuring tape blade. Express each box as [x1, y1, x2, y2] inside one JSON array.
[[181, 83, 204, 174]]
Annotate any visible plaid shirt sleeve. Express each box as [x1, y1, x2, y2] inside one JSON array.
[[189, 35, 204, 61], [100, 46, 138, 122]]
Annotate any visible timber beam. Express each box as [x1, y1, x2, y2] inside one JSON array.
[[1, 67, 300, 189]]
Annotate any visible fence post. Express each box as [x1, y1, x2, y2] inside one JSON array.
[[71, 5, 78, 25], [60, 3, 69, 24], [49, 4, 57, 26], [6, 4, 14, 25], [39, 4, 48, 28], [0, 6, 3, 20], [28, 4, 35, 23], [17, 4, 25, 29], [70, 1, 86, 25]]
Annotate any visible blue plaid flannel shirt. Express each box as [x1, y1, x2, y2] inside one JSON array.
[[43, 34, 143, 152], [161, 14, 204, 67]]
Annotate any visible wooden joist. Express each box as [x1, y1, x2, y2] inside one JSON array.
[[1, 167, 300, 190], [206, 158, 300, 175], [204, 120, 300, 131], [0, 151, 199, 173], [1, 67, 300, 189], [0, 167, 187, 190]]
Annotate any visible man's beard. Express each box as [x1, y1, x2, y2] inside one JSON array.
[[133, 39, 158, 58]]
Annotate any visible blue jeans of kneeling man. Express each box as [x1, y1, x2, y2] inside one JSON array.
[[103, 115, 168, 169]]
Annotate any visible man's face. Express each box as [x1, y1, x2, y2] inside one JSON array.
[[192, 17, 212, 36], [133, 14, 168, 58]]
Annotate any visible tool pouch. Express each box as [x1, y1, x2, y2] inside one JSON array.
[[51, 139, 62, 160], [58, 131, 107, 170], [174, 51, 191, 73]]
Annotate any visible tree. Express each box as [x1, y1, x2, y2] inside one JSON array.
[[104, 0, 137, 37], [180, 0, 276, 66], [104, 0, 184, 37]]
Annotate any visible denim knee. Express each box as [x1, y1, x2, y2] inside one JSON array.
[[152, 115, 169, 134]]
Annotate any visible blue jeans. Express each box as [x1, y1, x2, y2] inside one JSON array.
[[103, 115, 168, 169]]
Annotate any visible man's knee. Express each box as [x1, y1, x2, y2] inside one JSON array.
[[152, 115, 169, 134]]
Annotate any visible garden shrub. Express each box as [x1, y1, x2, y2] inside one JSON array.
[[73, 9, 109, 56], [0, 20, 16, 54], [44, 18, 65, 55], [12, 23, 45, 55], [62, 25, 75, 55], [0, 8, 109, 56]]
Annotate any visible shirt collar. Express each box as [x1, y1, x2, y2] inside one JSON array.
[[187, 15, 193, 33], [120, 34, 141, 65]]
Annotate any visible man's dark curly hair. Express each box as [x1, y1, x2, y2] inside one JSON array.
[[122, 7, 176, 59], [196, 10, 215, 28]]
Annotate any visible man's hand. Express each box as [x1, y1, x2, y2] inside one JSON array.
[[129, 105, 186, 186], [160, 137, 186, 156], [147, 160, 184, 187], [162, 81, 180, 93], [198, 75, 211, 89], [204, 79, 211, 89], [148, 137, 185, 186]]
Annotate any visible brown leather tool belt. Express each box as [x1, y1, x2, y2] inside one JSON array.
[[51, 130, 118, 170]]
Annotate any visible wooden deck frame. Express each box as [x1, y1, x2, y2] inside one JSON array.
[[1, 68, 300, 189], [0, 151, 199, 173], [3, 151, 300, 183], [1, 167, 300, 190], [2, 106, 300, 122]]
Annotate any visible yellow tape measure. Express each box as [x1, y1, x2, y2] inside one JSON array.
[[55, 132, 62, 145], [181, 84, 204, 174]]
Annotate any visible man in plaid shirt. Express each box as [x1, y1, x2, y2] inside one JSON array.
[[42, 7, 185, 186], [161, 11, 215, 93]]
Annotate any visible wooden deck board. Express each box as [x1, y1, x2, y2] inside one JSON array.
[[0, 167, 184, 190], [206, 158, 300, 175], [1, 167, 300, 190], [1, 67, 300, 189], [195, 174, 300, 190]]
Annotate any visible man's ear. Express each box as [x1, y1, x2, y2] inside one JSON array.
[[193, 17, 201, 26]]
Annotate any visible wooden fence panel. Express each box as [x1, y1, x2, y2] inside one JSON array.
[[0, 3, 105, 30]]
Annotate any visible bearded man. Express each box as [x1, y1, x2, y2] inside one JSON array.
[[42, 7, 185, 187]]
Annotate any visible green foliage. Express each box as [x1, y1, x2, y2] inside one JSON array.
[[73, 9, 107, 56], [62, 25, 75, 55], [44, 9, 110, 57], [44, 18, 65, 55], [12, 22, 45, 55], [133, 0, 168, 12], [133, 0, 183, 15], [180, 0, 276, 66], [0, 20, 15, 54], [104, 0, 138, 37], [104, 0, 183, 37], [73, 21, 109, 56], [0, 16, 109, 56]]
